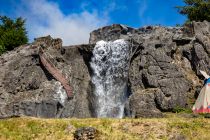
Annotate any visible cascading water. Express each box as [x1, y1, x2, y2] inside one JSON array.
[[90, 39, 130, 118], [54, 81, 68, 106]]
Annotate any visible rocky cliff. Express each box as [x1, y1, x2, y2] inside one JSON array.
[[0, 21, 209, 118]]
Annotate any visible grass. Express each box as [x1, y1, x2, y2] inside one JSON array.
[[0, 114, 210, 140], [172, 106, 192, 113]]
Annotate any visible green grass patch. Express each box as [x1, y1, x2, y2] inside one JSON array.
[[172, 106, 192, 113], [0, 114, 210, 140]]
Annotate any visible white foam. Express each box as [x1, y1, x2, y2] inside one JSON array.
[[54, 81, 68, 106], [90, 39, 130, 118]]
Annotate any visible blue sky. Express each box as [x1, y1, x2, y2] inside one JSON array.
[[0, 0, 186, 45], [53, 0, 187, 27]]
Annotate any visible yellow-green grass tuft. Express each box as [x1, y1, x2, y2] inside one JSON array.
[[0, 114, 210, 140]]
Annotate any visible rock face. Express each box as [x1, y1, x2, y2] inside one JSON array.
[[0, 21, 210, 118], [0, 38, 94, 118], [89, 22, 209, 117]]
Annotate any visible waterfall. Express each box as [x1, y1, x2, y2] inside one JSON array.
[[54, 81, 68, 106], [90, 39, 130, 118]]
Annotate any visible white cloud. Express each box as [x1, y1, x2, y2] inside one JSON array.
[[138, 0, 147, 18], [15, 0, 109, 45]]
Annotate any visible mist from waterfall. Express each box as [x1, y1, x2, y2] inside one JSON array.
[[90, 39, 130, 118]]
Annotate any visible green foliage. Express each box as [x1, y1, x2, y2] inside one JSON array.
[[172, 106, 192, 113], [0, 44, 5, 55], [177, 0, 210, 22], [0, 16, 28, 55]]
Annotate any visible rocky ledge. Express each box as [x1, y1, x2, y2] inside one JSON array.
[[0, 21, 210, 118]]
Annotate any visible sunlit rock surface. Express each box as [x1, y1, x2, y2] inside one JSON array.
[[0, 21, 210, 118]]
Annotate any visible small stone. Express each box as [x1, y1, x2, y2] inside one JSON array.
[[74, 127, 99, 140]]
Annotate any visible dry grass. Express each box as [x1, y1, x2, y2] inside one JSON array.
[[0, 113, 210, 140]]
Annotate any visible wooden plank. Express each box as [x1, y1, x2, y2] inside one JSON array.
[[39, 51, 73, 98]]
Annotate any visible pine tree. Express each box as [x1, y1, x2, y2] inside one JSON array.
[[177, 0, 210, 22], [0, 16, 28, 55]]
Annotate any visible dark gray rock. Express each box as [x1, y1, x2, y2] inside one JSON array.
[[59, 44, 94, 118], [89, 24, 136, 44], [129, 44, 191, 112], [13, 100, 59, 118], [125, 89, 163, 118], [74, 127, 99, 140], [0, 40, 94, 118]]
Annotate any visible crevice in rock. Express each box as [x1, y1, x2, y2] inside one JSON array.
[[129, 44, 143, 63], [154, 94, 171, 112], [155, 44, 163, 49], [87, 82, 97, 117], [31, 54, 40, 65], [173, 38, 192, 46], [56, 102, 64, 118], [78, 47, 94, 77], [154, 95, 164, 112], [170, 49, 176, 59], [126, 80, 133, 98], [123, 78, 133, 117], [142, 73, 157, 89], [78, 47, 96, 117]]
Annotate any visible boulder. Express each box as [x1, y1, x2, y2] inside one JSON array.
[[125, 89, 163, 118]]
